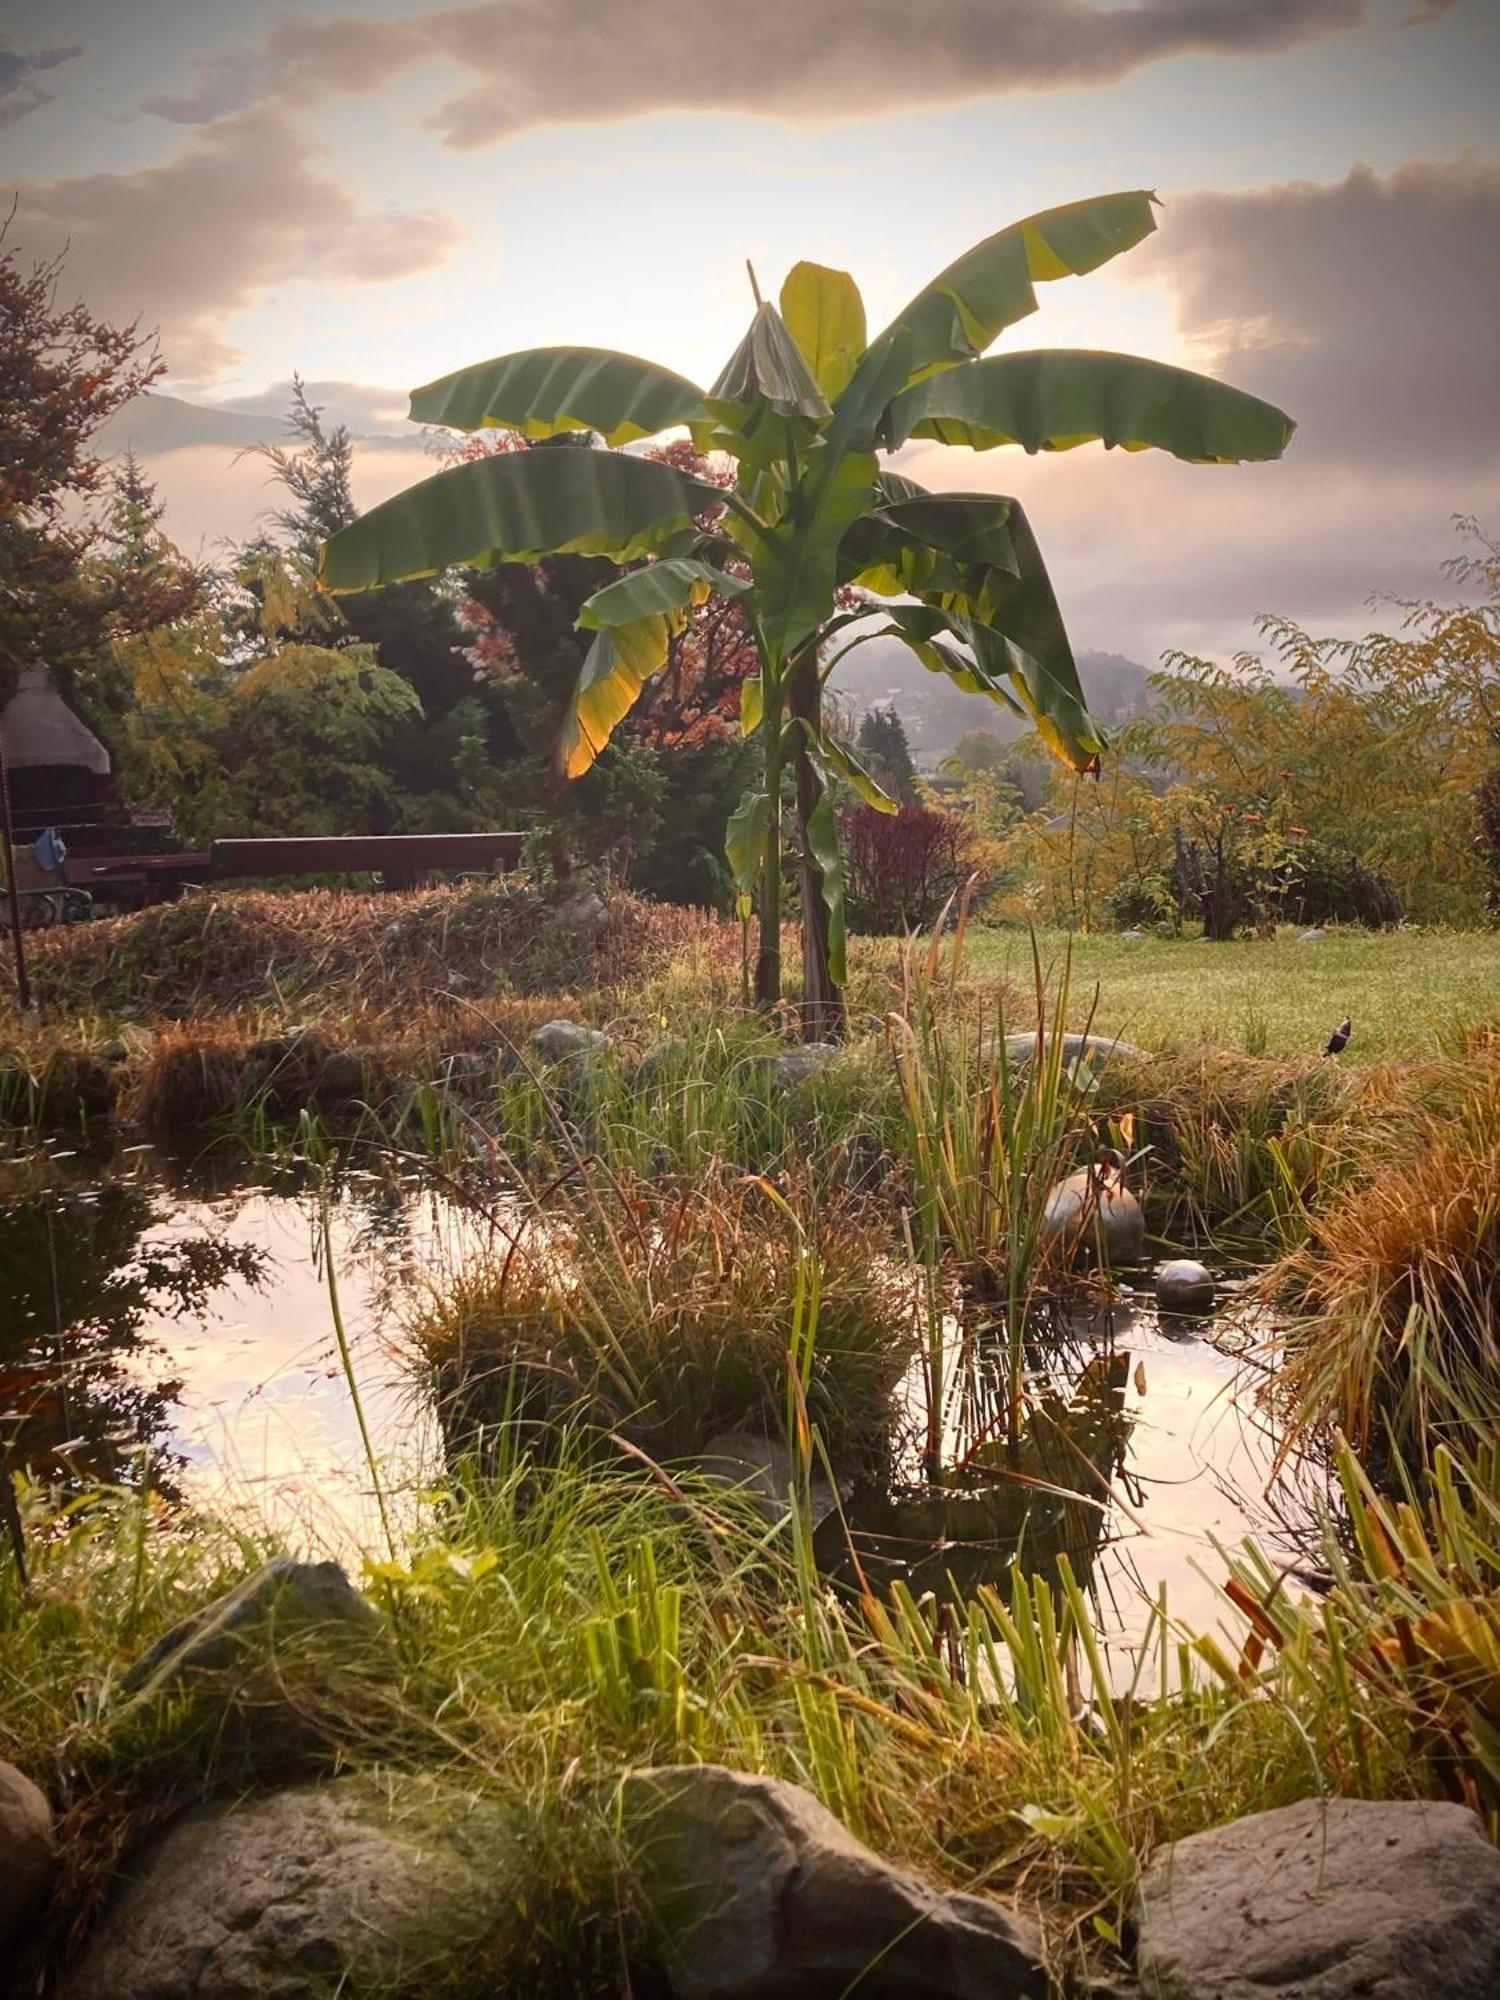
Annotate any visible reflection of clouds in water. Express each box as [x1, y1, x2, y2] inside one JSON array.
[[125, 1186, 448, 1554]]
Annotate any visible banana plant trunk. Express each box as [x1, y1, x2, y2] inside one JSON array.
[[789, 656, 846, 1041]]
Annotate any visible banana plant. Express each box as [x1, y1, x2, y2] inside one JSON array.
[[320, 190, 1294, 1031]]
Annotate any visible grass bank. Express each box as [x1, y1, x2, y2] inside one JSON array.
[[965, 925, 1500, 1061]]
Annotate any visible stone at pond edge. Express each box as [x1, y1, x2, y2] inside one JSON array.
[[620, 1763, 1048, 1999], [1135, 1796, 1500, 2000], [696, 1431, 842, 1529], [761, 1042, 839, 1093], [122, 1556, 393, 1700], [60, 1773, 525, 2000], [1042, 1168, 1145, 1269], [1153, 1260, 1215, 1316], [528, 1017, 609, 1065], [1003, 1031, 1149, 1069], [0, 1759, 55, 1951]]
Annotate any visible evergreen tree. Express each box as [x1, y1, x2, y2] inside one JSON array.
[[856, 705, 921, 806]]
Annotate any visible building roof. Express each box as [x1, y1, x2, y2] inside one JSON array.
[[1, 666, 111, 776]]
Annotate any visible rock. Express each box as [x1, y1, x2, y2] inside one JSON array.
[[1154, 1260, 1215, 1316], [1298, 926, 1327, 942], [1002, 1031, 1149, 1071], [1119, 929, 1148, 943], [315, 1050, 367, 1102], [1042, 1163, 1145, 1269], [761, 1042, 839, 1093], [697, 1431, 842, 1528], [62, 1773, 524, 2000], [549, 888, 610, 938], [1136, 1796, 1500, 2000], [0, 1759, 55, 1950], [122, 1556, 392, 1701], [621, 1763, 1047, 2000], [527, 1017, 609, 1065]]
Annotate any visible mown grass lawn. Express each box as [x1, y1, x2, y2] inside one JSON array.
[[962, 925, 1500, 1061]]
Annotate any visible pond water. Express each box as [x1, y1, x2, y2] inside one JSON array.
[[0, 1146, 1317, 1678]]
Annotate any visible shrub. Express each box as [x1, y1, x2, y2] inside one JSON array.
[[842, 803, 977, 936]]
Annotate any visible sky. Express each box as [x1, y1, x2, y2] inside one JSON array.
[[5, 0, 1498, 665]]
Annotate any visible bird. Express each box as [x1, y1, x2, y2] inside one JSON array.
[[1324, 1017, 1352, 1057]]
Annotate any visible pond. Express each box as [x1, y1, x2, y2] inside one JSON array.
[[0, 1145, 1317, 1680]]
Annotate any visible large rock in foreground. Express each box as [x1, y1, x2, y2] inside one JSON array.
[[621, 1763, 1047, 1999], [0, 1758, 55, 1950], [62, 1774, 523, 2000], [1136, 1796, 1500, 2000]]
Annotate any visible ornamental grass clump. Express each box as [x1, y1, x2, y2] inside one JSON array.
[[405, 1169, 913, 1471], [1265, 1052, 1500, 1473]]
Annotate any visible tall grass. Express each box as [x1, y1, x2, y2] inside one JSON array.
[[6, 1428, 1481, 1994], [1264, 1052, 1500, 1471]]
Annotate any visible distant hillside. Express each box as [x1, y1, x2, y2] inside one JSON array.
[[830, 639, 1157, 762], [95, 392, 427, 459]]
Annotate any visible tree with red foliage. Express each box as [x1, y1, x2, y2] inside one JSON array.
[[0, 225, 204, 690], [841, 801, 977, 936]]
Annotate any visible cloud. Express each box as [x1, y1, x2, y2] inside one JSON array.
[[144, 0, 1368, 143], [887, 152, 1500, 662], [211, 380, 414, 436], [12, 111, 464, 380], [0, 35, 82, 127], [1136, 153, 1500, 471]]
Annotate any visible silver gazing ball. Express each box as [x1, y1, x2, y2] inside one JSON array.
[[1155, 1258, 1216, 1316]]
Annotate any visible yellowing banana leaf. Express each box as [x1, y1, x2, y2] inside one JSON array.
[[740, 673, 764, 737], [319, 448, 722, 593], [854, 190, 1159, 402], [887, 349, 1295, 462], [557, 623, 668, 779], [578, 556, 748, 631], [779, 262, 867, 402], [409, 347, 709, 446]]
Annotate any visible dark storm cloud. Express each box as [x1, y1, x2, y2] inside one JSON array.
[[0, 36, 82, 127], [13, 110, 464, 379], [143, 0, 1371, 144], [1139, 155, 1500, 470]]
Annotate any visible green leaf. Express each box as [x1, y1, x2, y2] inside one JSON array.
[[557, 625, 666, 779], [578, 556, 748, 631], [740, 673, 764, 738], [409, 347, 709, 446], [813, 728, 897, 812], [753, 447, 878, 661], [872, 605, 1026, 713], [779, 262, 867, 402], [887, 349, 1295, 462], [804, 787, 847, 986], [707, 301, 833, 434], [725, 787, 771, 918], [962, 500, 1105, 772], [866, 190, 1159, 395], [318, 448, 722, 593]]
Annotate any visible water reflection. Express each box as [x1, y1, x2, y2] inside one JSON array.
[[0, 1150, 1316, 1669], [0, 1174, 262, 1495]]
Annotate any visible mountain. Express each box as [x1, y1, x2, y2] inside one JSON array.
[[829, 639, 1158, 763], [95, 392, 427, 459]]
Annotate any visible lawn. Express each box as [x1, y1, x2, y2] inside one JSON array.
[[963, 925, 1500, 1062]]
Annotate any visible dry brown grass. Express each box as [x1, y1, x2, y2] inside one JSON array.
[[25, 879, 729, 1019], [1265, 1047, 1500, 1468]]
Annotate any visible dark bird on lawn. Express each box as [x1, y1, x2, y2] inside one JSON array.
[[1324, 1017, 1352, 1057]]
